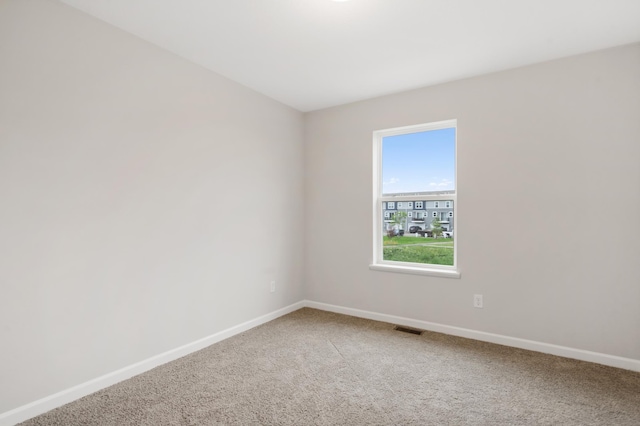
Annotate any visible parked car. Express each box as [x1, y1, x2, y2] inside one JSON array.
[[416, 229, 433, 237], [387, 228, 405, 237], [442, 230, 454, 238], [409, 225, 422, 233]]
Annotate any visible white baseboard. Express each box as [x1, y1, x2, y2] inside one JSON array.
[[304, 300, 640, 373], [4, 299, 639, 426], [0, 301, 305, 426]]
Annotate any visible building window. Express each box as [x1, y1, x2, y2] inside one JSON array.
[[397, 202, 404, 209], [372, 119, 458, 277], [408, 212, 413, 218], [384, 211, 390, 219]]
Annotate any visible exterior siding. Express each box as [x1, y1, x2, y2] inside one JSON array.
[[382, 199, 454, 233]]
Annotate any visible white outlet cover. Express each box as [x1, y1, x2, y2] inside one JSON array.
[[473, 294, 483, 308]]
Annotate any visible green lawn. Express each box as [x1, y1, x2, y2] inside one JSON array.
[[383, 235, 453, 247], [382, 236, 454, 265]]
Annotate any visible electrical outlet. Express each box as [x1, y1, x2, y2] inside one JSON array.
[[473, 294, 483, 308], [270, 281, 276, 293]]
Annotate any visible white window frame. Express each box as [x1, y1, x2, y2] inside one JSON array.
[[415, 201, 423, 209], [434, 201, 439, 208], [432, 211, 438, 217], [371, 119, 459, 278], [388, 201, 395, 209]]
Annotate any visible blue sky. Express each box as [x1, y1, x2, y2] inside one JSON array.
[[382, 127, 455, 194]]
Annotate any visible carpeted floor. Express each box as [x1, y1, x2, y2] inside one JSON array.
[[20, 308, 640, 425]]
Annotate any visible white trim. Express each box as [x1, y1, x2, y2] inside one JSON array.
[[373, 119, 457, 138], [6, 299, 640, 425], [304, 300, 640, 373], [373, 119, 458, 274], [373, 127, 383, 265], [369, 263, 461, 278], [0, 301, 305, 426]]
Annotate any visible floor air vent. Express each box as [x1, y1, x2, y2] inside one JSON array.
[[394, 326, 423, 335]]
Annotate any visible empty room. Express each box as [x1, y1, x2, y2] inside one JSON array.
[[1, 0, 639, 425]]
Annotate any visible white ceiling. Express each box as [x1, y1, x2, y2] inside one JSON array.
[[58, 0, 640, 112]]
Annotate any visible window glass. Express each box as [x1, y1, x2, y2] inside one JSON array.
[[374, 120, 457, 273]]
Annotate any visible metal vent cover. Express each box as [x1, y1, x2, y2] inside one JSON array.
[[394, 326, 423, 335]]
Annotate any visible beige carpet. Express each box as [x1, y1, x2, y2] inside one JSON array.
[[20, 308, 640, 425]]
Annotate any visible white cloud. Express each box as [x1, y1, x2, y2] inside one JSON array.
[[384, 177, 400, 185], [428, 178, 453, 187]]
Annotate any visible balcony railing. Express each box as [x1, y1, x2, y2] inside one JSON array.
[[384, 214, 453, 222]]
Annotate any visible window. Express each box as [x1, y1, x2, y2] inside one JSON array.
[[384, 211, 390, 219], [372, 119, 458, 278]]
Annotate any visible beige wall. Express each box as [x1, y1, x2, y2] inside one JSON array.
[[304, 43, 640, 360], [2, 0, 639, 418], [0, 0, 304, 413]]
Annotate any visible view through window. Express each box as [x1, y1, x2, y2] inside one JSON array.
[[373, 120, 457, 274]]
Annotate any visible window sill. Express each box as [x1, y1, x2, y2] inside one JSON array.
[[369, 263, 461, 279]]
